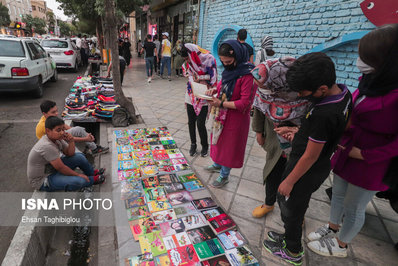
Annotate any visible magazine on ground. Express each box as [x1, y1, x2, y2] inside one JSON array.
[[193, 238, 225, 261], [186, 226, 217, 245]]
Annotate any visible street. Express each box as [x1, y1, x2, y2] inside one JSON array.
[[0, 67, 85, 262]]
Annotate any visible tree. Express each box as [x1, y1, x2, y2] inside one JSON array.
[[0, 3, 11, 27], [46, 11, 56, 34], [58, 20, 71, 36], [22, 15, 46, 35]]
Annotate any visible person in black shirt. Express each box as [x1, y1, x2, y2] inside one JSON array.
[[140, 34, 158, 83], [262, 52, 352, 265], [237, 28, 254, 64]]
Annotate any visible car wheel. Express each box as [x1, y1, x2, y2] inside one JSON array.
[[32, 76, 44, 98], [73, 61, 78, 73], [50, 69, 58, 82]]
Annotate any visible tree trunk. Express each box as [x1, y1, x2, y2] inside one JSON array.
[[96, 16, 104, 54], [103, 0, 137, 124]]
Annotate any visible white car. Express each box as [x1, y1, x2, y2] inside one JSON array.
[[0, 37, 57, 98], [41, 38, 82, 72]]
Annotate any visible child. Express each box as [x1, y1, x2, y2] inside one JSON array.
[[262, 52, 352, 265]]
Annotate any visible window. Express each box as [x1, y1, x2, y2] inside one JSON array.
[[34, 43, 47, 58], [32, 6, 36, 11], [41, 40, 68, 48], [27, 42, 41, 60], [0, 40, 25, 57]]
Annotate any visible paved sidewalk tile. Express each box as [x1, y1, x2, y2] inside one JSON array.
[[113, 58, 398, 266]]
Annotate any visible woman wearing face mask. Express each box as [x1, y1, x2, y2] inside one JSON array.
[[307, 24, 398, 258], [205, 40, 257, 188]]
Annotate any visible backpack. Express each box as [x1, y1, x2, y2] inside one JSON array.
[[112, 107, 132, 127]]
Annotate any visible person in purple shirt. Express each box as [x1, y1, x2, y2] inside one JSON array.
[[307, 24, 398, 257]]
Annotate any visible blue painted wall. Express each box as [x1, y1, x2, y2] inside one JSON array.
[[199, 0, 376, 91]]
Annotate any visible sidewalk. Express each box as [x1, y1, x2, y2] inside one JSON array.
[[116, 57, 398, 265]]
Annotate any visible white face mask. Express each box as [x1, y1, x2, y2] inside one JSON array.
[[356, 57, 375, 74]]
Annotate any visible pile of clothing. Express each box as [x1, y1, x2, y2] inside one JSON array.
[[62, 76, 120, 121]]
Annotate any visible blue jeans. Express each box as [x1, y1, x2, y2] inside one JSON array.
[[329, 174, 377, 243], [145, 57, 154, 77], [160, 56, 171, 76], [40, 153, 94, 192], [213, 163, 231, 178]]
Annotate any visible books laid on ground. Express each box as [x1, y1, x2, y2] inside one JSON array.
[[208, 213, 236, 235], [124, 253, 154, 266], [167, 191, 194, 206], [201, 255, 231, 266], [163, 232, 192, 250], [192, 197, 217, 211], [183, 179, 205, 192], [139, 231, 167, 257], [163, 182, 185, 193], [181, 213, 207, 230], [178, 172, 199, 183], [125, 196, 146, 209], [127, 206, 151, 221], [154, 255, 170, 266], [168, 244, 200, 266], [217, 230, 246, 250], [173, 202, 198, 218], [145, 187, 167, 202], [159, 219, 186, 236], [152, 209, 178, 224], [191, 81, 213, 100], [201, 207, 225, 220], [193, 238, 225, 261], [147, 200, 172, 213], [128, 218, 158, 241], [186, 226, 217, 244], [141, 176, 159, 188], [225, 245, 259, 266], [158, 173, 180, 184]]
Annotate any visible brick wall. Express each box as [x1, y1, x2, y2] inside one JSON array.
[[200, 0, 375, 91]]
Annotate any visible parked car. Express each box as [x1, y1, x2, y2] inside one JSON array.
[[0, 37, 57, 98], [0, 34, 17, 38], [40, 38, 82, 72]]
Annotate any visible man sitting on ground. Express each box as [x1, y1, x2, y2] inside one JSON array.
[[28, 117, 105, 191], [36, 100, 109, 156]]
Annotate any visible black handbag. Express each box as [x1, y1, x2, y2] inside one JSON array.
[[382, 156, 398, 189]]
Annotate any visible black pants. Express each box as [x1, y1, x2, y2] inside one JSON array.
[[277, 159, 330, 253], [265, 155, 287, 206], [186, 104, 208, 149], [120, 64, 125, 84]]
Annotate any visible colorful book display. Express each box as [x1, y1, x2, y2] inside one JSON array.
[[114, 128, 257, 264]]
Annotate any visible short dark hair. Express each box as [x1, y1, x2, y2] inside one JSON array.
[[153, 35, 158, 40], [40, 100, 57, 113], [45, 116, 64, 130], [218, 43, 235, 58], [286, 52, 336, 92], [359, 24, 398, 71], [146, 34, 152, 41], [78, 34, 81, 38], [237, 29, 247, 41]]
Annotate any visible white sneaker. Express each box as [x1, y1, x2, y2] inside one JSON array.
[[307, 237, 347, 257], [307, 224, 336, 241], [148, 77, 151, 83]]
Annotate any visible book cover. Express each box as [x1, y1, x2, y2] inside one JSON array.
[[127, 206, 151, 221], [178, 173, 198, 183], [145, 187, 167, 202], [225, 246, 259, 266], [201, 208, 225, 220], [141, 165, 159, 177], [158, 173, 179, 184], [181, 214, 207, 230], [217, 230, 246, 250], [171, 158, 188, 165], [114, 129, 127, 138], [153, 150, 170, 161], [134, 150, 153, 160], [168, 245, 200, 266], [147, 200, 172, 213], [163, 144, 177, 150], [118, 152, 133, 161], [208, 214, 236, 235], [167, 191, 194, 206], [154, 255, 170, 266], [163, 232, 192, 250], [174, 164, 191, 172], [117, 145, 131, 154], [124, 253, 154, 266], [186, 226, 217, 245], [159, 219, 186, 237], [151, 145, 165, 151], [141, 176, 159, 188], [118, 160, 137, 170], [148, 140, 162, 146], [118, 169, 141, 180], [152, 209, 178, 224], [136, 157, 156, 167], [160, 137, 174, 141], [201, 255, 231, 266], [125, 196, 146, 209], [192, 198, 217, 211], [173, 202, 198, 218], [129, 218, 158, 241], [163, 183, 185, 193], [193, 239, 225, 261], [161, 140, 176, 146], [158, 164, 177, 174], [166, 149, 184, 159], [139, 231, 167, 257], [132, 143, 151, 151], [156, 159, 172, 168], [120, 180, 144, 200], [116, 137, 130, 146], [183, 180, 205, 192]]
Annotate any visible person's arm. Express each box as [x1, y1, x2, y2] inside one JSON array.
[[62, 133, 75, 157], [154, 48, 158, 58], [50, 158, 89, 182], [252, 108, 266, 146], [357, 135, 398, 163], [249, 55, 254, 64], [73, 133, 95, 143], [140, 47, 144, 54], [278, 140, 324, 196]]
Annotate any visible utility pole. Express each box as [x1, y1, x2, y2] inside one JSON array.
[[103, 0, 137, 123]]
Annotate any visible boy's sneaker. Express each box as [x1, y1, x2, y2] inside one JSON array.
[[189, 144, 197, 157], [267, 231, 285, 243], [92, 145, 109, 156], [200, 147, 208, 157], [307, 237, 348, 257], [263, 239, 303, 266], [94, 168, 106, 176], [307, 224, 336, 241], [204, 164, 221, 173], [210, 176, 229, 188], [93, 174, 106, 185]]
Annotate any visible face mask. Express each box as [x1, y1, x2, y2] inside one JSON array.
[[298, 91, 324, 104], [356, 57, 375, 74], [222, 62, 236, 71]]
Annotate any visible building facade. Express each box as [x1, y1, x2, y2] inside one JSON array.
[[198, 0, 376, 91], [31, 0, 47, 20], [1, 0, 32, 36]]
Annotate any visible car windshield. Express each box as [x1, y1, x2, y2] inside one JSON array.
[[41, 40, 68, 48], [0, 40, 25, 57]]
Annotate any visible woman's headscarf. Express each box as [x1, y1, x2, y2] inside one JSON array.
[[221, 40, 254, 100], [358, 29, 398, 97], [259, 35, 273, 63]]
